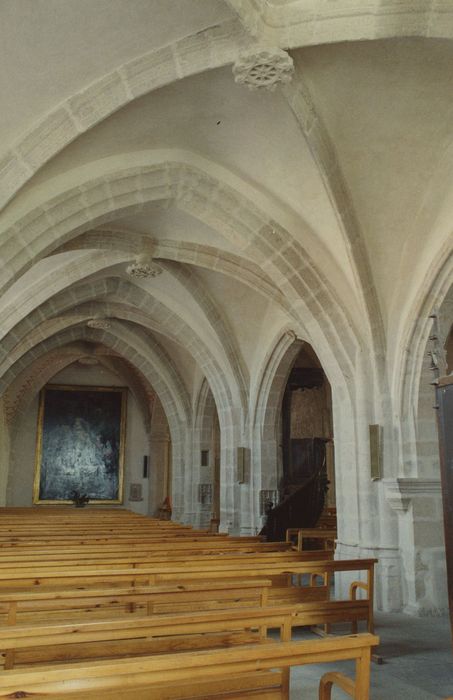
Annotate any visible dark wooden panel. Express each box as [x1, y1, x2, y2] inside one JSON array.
[[287, 368, 324, 390], [260, 438, 329, 541], [290, 438, 326, 483]]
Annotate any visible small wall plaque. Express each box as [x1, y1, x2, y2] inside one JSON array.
[[129, 483, 143, 501], [198, 483, 212, 505], [237, 447, 250, 483], [369, 424, 382, 480]]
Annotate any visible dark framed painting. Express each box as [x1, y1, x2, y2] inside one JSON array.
[[33, 384, 127, 504]]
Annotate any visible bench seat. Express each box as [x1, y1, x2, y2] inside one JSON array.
[[0, 633, 379, 700]]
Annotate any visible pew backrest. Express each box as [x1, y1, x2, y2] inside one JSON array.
[[0, 633, 379, 700]]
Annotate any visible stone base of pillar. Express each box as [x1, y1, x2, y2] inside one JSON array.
[[240, 526, 257, 536], [175, 508, 192, 524], [403, 602, 449, 617], [336, 541, 402, 612], [383, 478, 447, 615]]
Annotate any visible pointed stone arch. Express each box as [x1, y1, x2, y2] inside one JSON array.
[[387, 250, 453, 615], [192, 379, 221, 528], [251, 330, 303, 516]]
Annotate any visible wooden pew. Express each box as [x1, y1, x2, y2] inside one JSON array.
[[0, 510, 205, 527], [0, 508, 378, 698], [286, 528, 337, 552], [0, 548, 329, 570], [0, 507, 173, 521], [0, 533, 264, 548], [0, 558, 376, 633], [0, 633, 379, 700], [0, 528, 226, 539], [0, 605, 295, 668], [0, 509, 245, 545], [0, 555, 375, 591], [0, 540, 294, 563], [0, 508, 258, 547], [0, 553, 338, 584], [0, 578, 371, 633], [0, 579, 273, 625], [0, 600, 375, 670], [0, 509, 375, 636]]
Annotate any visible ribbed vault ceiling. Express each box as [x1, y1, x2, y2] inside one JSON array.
[[0, 0, 452, 418]]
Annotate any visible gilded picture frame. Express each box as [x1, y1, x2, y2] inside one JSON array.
[[33, 384, 127, 504]]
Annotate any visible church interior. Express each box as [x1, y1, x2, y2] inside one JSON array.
[[0, 1, 453, 698]]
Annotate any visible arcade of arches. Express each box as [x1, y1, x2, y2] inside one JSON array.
[[0, 0, 452, 620]]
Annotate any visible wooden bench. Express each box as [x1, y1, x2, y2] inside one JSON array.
[[0, 540, 295, 561], [0, 509, 375, 631], [0, 632, 379, 700], [0, 549, 331, 571], [0, 533, 265, 548], [0, 517, 197, 532], [0, 528, 230, 540], [0, 509, 243, 545], [0, 599, 375, 669], [0, 578, 371, 633], [0, 558, 376, 633], [0, 556, 375, 585], [0, 508, 378, 697], [0, 579, 273, 625], [286, 528, 337, 551], [0, 557, 375, 613], [0, 605, 295, 668]]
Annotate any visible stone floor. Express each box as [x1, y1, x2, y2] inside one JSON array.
[[290, 612, 453, 699]]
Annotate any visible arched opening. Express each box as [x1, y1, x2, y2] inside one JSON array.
[[395, 279, 453, 615], [149, 396, 171, 518], [280, 343, 335, 509], [411, 288, 453, 612], [255, 335, 335, 541], [193, 381, 221, 529]]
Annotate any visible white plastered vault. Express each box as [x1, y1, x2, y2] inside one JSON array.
[[0, 0, 451, 615]]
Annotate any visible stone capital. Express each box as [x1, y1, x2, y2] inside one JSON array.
[[383, 478, 442, 513]]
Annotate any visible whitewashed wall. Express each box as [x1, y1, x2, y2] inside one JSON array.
[[6, 364, 151, 514]]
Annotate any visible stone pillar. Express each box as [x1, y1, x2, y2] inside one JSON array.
[[0, 398, 10, 505], [149, 432, 170, 516], [384, 478, 448, 615], [210, 416, 221, 529]]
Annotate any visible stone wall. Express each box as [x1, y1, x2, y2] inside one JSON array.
[[6, 364, 151, 514]]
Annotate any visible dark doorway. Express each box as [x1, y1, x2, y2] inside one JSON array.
[[262, 344, 335, 540]]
